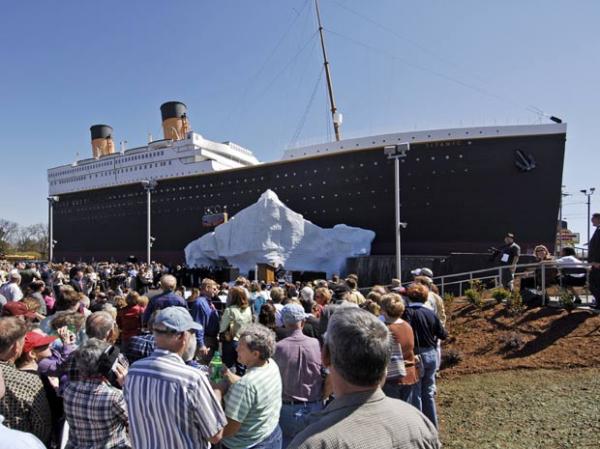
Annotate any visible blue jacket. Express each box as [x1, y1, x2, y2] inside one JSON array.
[[189, 296, 220, 346], [142, 290, 187, 325]]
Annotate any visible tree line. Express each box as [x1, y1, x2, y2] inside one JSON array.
[[0, 218, 48, 257]]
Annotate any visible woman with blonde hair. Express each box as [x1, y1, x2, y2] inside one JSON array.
[[380, 293, 419, 406], [220, 286, 253, 374]]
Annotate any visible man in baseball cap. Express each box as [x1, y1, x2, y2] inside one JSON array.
[[410, 268, 434, 279], [22, 332, 57, 355], [153, 306, 203, 334], [281, 303, 309, 327], [274, 303, 323, 447], [124, 306, 226, 449]]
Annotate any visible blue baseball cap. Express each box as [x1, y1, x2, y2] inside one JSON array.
[[281, 303, 309, 326], [154, 306, 203, 332]]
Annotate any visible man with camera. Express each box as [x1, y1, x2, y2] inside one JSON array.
[[63, 338, 131, 448]]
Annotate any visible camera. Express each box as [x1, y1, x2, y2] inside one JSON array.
[[98, 345, 121, 386]]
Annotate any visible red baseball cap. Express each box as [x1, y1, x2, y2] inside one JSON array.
[[23, 332, 57, 354], [1, 302, 36, 319]]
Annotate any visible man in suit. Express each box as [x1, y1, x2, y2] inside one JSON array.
[[142, 274, 187, 326], [69, 267, 85, 293], [588, 213, 600, 310]]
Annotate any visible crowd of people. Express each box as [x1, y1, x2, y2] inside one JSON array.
[[0, 260, 449, 448]]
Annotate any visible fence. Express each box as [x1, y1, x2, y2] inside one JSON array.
[[358, 261, 593, 307]]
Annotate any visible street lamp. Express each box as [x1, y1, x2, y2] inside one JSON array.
[[384, 143, 410, 281], [580, 188, 595, 244], [141, 180, 158, 265], [47, 196, 59, 263]]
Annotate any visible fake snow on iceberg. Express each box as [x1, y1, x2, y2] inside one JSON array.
[[184, 189, 375, 277]]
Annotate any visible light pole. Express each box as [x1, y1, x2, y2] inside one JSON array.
[[581, 187, 595, 244], [47, 196, 59, 262], [384, 144, 410, 281], [141, 180, 158, 265]]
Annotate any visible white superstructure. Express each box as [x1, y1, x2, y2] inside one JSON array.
[[48, 132, 260, 195]]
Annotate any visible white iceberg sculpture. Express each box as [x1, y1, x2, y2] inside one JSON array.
[[184, 189, 375, 277]]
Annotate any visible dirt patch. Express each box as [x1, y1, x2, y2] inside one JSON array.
[[438, 368, 600, 449], [440, 300, 600, 377]]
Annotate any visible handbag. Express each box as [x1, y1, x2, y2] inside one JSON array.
[[386, 326, 406, 381], [219, 309, 235, 342]]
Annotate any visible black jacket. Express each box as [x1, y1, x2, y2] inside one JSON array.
[[589, 227, 600, 263]]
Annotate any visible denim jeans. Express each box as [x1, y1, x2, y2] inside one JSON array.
[[382, 381, 417, 408], [279, 401, 323, 448], [414, 348, 438, 428], [251, 425, 282, 449]]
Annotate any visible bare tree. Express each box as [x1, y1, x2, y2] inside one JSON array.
[[0, 219, 18, 254], [14, 223, 48, 256]]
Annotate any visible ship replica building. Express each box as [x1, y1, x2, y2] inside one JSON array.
[[48, 101, 566, 270]]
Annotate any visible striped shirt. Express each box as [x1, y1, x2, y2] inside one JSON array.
[[223, 359, 282, 449], [124, 349, 226, 449]]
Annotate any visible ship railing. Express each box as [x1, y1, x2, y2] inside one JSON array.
[[364, 261, 593, 307]]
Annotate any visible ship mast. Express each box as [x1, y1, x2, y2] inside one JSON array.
[[315, 0, 342, 141]]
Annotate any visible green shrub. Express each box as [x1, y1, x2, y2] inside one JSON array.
[[506, 290, 525, 315], [443, 292, 455, 307], [491, 287, 510, 303], [559, 289, 575, 312], [464, 288, 483, 308], [469, 279, 485, 292]]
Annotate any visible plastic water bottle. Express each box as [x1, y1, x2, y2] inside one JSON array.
[[209, 351, 223, 383]]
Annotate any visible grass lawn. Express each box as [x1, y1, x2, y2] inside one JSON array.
[[438, 368, 600, 449]]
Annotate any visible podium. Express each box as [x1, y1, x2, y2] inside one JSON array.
[[256, 264, 276, 283]]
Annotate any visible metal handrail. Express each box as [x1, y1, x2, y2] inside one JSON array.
[[361, 261, 592, 307]]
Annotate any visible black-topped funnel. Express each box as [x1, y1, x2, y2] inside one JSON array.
[[160, 101, 190, 140], [90, 124, 115, 158]]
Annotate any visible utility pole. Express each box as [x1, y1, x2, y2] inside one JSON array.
[[385, 144, 410, 281], [47, 196, 59, 262], [142, 180, 158, 265], [581, 188, 596, 244]]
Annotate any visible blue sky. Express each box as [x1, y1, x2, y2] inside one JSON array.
[[0, 0, 598, 246]]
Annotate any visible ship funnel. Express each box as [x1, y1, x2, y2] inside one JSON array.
[[90, 124, 115, 158], [160, 101, 190, 141]]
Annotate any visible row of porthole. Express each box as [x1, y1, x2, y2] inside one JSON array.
[[294, 130, 494, 156], [61, 182, 394, 209]]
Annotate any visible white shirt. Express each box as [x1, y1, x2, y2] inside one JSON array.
[[0, 283, 23, 301], [556, 255, 586, 278], [0, 415, 45, 449], [423, 292, 438, 315]]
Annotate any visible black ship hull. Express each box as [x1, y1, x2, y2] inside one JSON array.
[[53, 132, 566, 264]]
